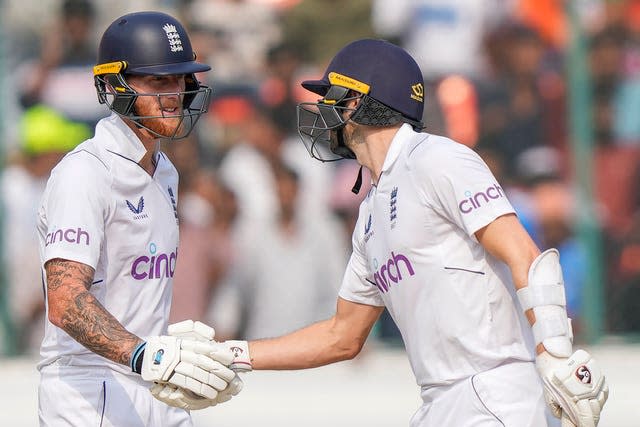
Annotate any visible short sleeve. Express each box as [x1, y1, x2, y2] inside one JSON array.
[[40, 153, 108, 269], [410, 138, 515, 237], [338, 217, 385, 307]]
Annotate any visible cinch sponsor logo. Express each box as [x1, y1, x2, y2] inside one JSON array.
[[458, 184, 505, 214], [373, 252, 415, 293], [131, 242, 178, 280], [45, 227, 90, 246]]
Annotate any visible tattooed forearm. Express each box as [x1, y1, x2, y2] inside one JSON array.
[[45, 258, 142, 366], [46, 258, 92, 292]]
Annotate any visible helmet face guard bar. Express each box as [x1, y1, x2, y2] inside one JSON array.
[[94, 62, 211, 140], [297, 85, 360, 162]]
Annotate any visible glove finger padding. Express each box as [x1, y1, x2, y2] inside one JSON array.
[[168, 320, 215, 341], [179, 348, 236, 383], [150, 382, 216, 410], [180, 339, 235, 367], [537, 350, 609, 427], [173, 359, 230, 391], [168, 372, 218, 399], [168, 320, 235, 366], [214, 375, 243, 404]]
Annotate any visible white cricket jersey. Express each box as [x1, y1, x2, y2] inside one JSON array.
[[339, 124, 535, 390], [37, 113, 180, 376]]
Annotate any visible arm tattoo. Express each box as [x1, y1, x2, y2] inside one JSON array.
[[46, 259, 142, 366]]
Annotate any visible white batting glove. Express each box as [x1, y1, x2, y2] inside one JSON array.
[[536, 349, 609, 426], [132, 334, 236, 401], [150, 320, 244, 410]]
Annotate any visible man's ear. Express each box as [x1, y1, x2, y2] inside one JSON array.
[[341, 92, 363, 114]]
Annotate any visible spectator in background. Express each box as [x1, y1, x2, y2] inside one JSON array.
[[259, 42, 306, 136], [201, 85, 262, 163], [17, 0, 107, 127], [281, 0, 374, 66], [587, 24, 640, 237], [216, 93, 337, 233], [184, 0, 282, 86], [515, 146, 585, 327], [1, 105, 89, 354], [170, 169, 239, 324], [371, 0, 512, 137], [217, 100, 283, 228], [588, 26, 625, 147], [609, 1, 640, 146], [211, 161, 343, 340], [475, 141, 542, 246], [608, 210, 640, 332], [372, 0, 509, 81], [531, 179, 587, 334], [476, 21, 563, 181]]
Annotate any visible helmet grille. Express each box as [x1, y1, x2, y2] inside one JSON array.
[[351, 95, 404, 127]]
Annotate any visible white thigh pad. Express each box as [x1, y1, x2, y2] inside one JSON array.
[[517, 249, 573, 358]]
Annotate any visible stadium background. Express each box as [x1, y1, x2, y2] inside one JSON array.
[[0, 0, 638, 425]]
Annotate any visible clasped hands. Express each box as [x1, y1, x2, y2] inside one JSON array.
[[143, 320, 249, 410]]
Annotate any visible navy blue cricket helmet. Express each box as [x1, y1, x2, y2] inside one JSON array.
[[93, 11, 211, 139], [297, 39, 425, 162]]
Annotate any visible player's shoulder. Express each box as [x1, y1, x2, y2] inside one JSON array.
[[404, 133, 475, 171], [50, 138, 110, 185]]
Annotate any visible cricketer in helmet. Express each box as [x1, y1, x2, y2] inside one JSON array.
[[93, 11, 211, 140], [37, 12, 240, 425], [214, 38, 608, 427]]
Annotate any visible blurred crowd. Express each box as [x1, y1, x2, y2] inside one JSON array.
[[1, 0, 640, 356]]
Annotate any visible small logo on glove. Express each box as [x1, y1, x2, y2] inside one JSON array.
[[576, 365, 592, 384], [230, 346, 243, 357], [153, 349, 165, 365]]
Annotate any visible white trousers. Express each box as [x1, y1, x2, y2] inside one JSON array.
[[39, 364, 193, 427], [410, 361, 556, 427]]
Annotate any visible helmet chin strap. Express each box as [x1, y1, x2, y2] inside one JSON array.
[[351, 165, 363, 194]]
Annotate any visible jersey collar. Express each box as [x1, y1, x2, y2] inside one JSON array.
[[381, 123, 414, 173], [99, 113, 149, 163]]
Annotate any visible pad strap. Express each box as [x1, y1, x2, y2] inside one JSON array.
[[516, 284, 566, 311], [531, 313, 571, 346]]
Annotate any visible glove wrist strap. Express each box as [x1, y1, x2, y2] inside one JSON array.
[[130, 341, 146, 374]]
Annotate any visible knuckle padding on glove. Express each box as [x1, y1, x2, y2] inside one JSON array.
[[151, 382, 217, 410], [169, 372, 218, 399], [173, 362, 228, 391], [178, 350, 236, 383]]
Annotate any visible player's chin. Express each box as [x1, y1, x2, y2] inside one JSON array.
[[145, 116, 185, 138]]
